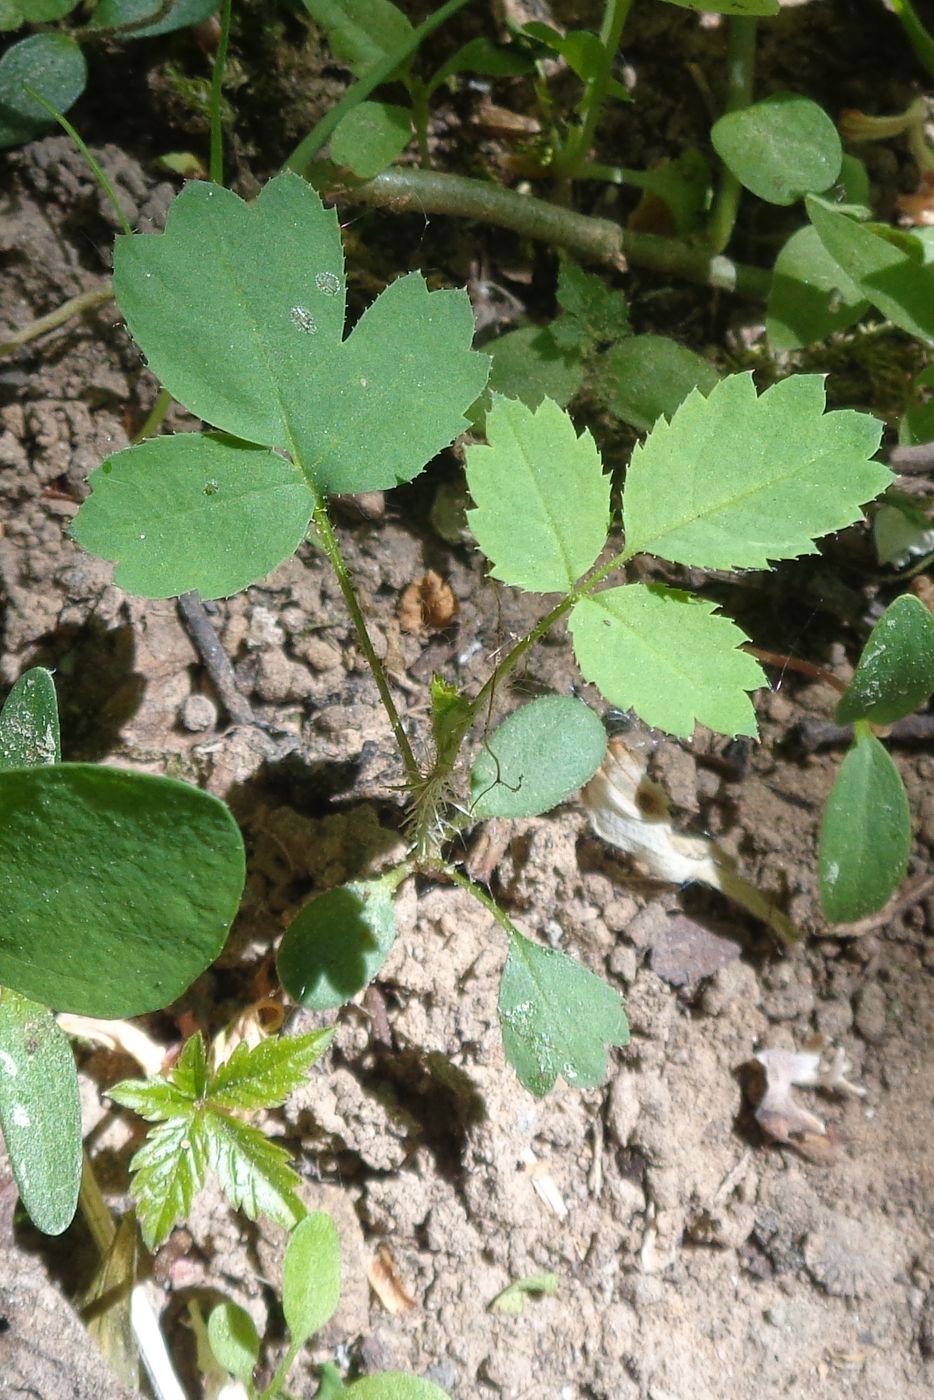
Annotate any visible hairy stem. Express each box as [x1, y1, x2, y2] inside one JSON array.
[[310, 496, 422, 789], [707, 16, 758, 254], [329, 166, 771, 296]]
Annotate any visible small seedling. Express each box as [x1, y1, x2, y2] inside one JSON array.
[[70, 170, 893, 1098], [0, 0, 218, 149], [206, 1209, 451, 1399], [0, 666, 246, 1236]]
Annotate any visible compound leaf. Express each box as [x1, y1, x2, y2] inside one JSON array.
[[125, 1112, 208, 1251], [466, 396, 609, 591], [277, 880, 398, 1013], [711, 93, 841, 205], [73, 433, 316, 600], [208, 1301, 259, 1386], [836, 594, 934, 726], [112, 173, 488, 497], [0, 667, 59, 768], [621, 372, 888, 570], [499, 931, 629, 1095], [206, 1112, 303, 1228], [283, 1211, 342, 1347], [0, 765, 245, 1017], [210, 1029, 334, 1110], [471, 695, 607, 819], [0, 988, 81, 1235], [807, 196, 934, 342], [819, 732, 910, 922], [570, 584, 765, 738]]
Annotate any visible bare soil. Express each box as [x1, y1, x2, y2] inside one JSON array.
[[1, 4, 933, 1398]]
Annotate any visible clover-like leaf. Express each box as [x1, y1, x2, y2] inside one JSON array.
[[331, 100, 411, 177], [0, 32, 87, 148], [767, 225, 869, 350], [471, 695, 607, 819], [111, 173, 488, 497], [570, 584, 766, 738], [0, 988, 82, 1235], [277, 879, 398, 1012], [499, 931, 629, 1095], [711, 93, 842, 205], [466, 396, 610, 591], [621, 372, 888, 570], [819, 732, 910, 922], [0, 765, 245, 1017], [836, 594, 934, 726], [73, 433, 316, 601], [301, 0, 414, 76]]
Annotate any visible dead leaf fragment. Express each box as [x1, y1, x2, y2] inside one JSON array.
[[399, 570, 458, 632], [368, 1244, 416, 1315], [748, 1040, 865, 1162]]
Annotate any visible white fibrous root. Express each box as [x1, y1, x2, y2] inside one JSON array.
[[582, 738, 798, 942]]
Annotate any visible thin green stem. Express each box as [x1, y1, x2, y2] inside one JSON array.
[[0, 285, 113, 359], [558, 0, 635, 176], [310, 495, 422, 789], [328, 166, 772, 297], [132, 386, 173, 443], [260, 1338, 302, 1400], [23, 88, 131, 236], [434, 861, 523, 940], [209, 0, 233, 186], [707, 16, 757, 254], [890, 0, 934, 80], [285, 0, 472, 173]]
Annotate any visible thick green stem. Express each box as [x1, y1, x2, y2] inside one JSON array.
[[707, 16, 758, 254], [559, 0, 635, 175], [330, 166, 771, 297], [310, 496, 422, 789]]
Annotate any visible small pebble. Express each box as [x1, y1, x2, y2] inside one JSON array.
[[178, 694, 217, 732]]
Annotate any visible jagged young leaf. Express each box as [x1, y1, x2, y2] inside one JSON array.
[[711, 93, 841, 205], [836, 594, 934, 726], [554, 263, 629, 344], [206, 1112, 304, 1227], [208, 1301, 259, 1385], [570, 584, 766, 738], [277, 880, 398, 1012], [466, 396, 609, 591], [0, 667, 59, 768], [282, 1211, 342, 1347], [210, 1029, 334, 1110], [73, 433, 316, 601], [819, 732, 910, 922], [471, 695, 607, 819], [125, 1113, 209, 1251], [0, 988, 82, 1235], [470, 326, 584, 426], [0, 765, 245, 1017], [621, 373, 888, 570], [499, 932, 629, 1095], [111, 173, 488, 496]]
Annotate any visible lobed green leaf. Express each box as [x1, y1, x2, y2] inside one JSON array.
[[471, 695, 607, 819], [205, 1111, 304, 1228], [819, 732, 910, 923], [73, 433, 316, 601], [836, 594, 934, 726], [0, 988, 82, 1235], [570, 584, 765, 738], [128, 1113, 207, 1251], [210, 1028, 334, 1110], [499, 931, 629, 1095], [621, 372, 888, 571], [466, 396, 610, 591]]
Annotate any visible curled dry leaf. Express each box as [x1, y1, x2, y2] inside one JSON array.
[[582, 738, 798, 942], [399, 570, 458, 632], [56, 1014, 168, 1077], [749, 1039, 865, 1162], [368, 1243, 416, 1315]]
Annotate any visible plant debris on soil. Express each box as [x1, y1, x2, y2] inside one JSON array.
[[1, 2, 934, 1398]]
